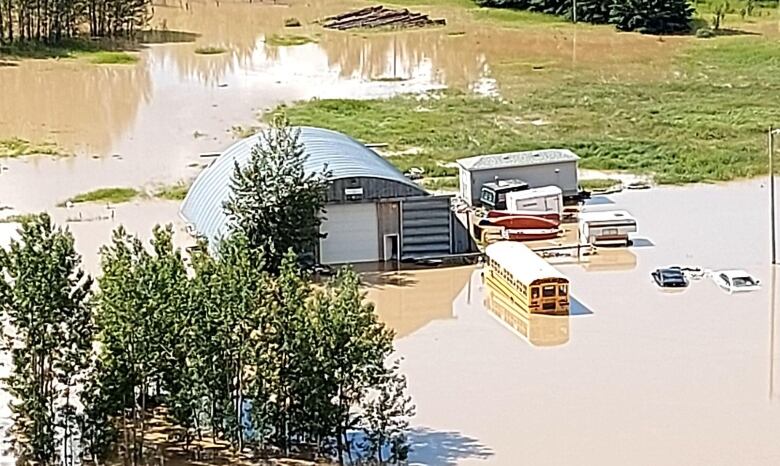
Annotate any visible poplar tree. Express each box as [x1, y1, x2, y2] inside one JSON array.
[[223, 116, 330, 272], [0, 214, 92, 466]]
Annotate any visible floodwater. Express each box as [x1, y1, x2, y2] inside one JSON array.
[[367, 179, 780, 465], [0, 0, 687, 211]]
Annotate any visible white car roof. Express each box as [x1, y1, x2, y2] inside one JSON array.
[[714, 269, 753, 279]]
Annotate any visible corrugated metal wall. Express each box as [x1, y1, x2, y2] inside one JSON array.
[[401, 196, 452, 259]]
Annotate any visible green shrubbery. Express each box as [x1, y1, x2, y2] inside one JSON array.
[[475, 0, 694, 33]]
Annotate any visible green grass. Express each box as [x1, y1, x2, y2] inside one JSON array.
[[153, 183, 191, 201], [580, 178, 622, 191], [0, 213, 37, 224], [0, 138, 63, 158], [422, 176, 459, 191], [83, 51, 138, 64], [195, 45, 228, 55], [265, 34, 316, 47], [59, 187, 140, 206], [470, 7, 566, 25], [275, 35, 780, 185], [0, 38, 138, 60]]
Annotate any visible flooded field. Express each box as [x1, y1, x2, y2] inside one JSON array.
[[368, 179, 780, 465], [0, 0, 689, 211]]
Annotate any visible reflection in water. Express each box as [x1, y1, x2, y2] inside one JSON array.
[[580, 248, 638, 272], [483, 286, 569, 347], [0, 62, 152, 156], [365, 266, 474, 339]]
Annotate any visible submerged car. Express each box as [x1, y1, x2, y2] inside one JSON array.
[[711, 269, 761, 293], [652, 267, 689, 289]]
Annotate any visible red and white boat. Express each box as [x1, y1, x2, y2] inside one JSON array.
[[485, 210, 561, 225], [501, 228, 560, 241]]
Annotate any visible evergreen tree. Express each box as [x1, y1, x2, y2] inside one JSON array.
[[0, 214, 92, 466], [223, 115, 330, 273], [609, 0, 693, 33]]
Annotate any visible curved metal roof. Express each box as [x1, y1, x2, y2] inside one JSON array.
[[180, 126, 422, 243]]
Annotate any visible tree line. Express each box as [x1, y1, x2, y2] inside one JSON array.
[[476, 0, 693, 34], [0, 0, 151, 43], [0, 120, 414, 466]]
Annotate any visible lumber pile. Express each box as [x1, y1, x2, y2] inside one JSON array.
[[321, 5, 446, 30]]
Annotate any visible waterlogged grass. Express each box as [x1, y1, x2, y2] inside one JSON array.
[[154, 183, 190, 201], [0, 138, 63, 158], [422, 176, 459, 191], [277, 37, 780, 184], [580, 178, 622, 191], [83, 51, 139, 64], [265, 34, 316, 46], [59, 187, 140, 206], [0, 38, 138, 61], [195, 46, 228, 55]]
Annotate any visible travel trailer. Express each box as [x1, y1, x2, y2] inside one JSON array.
[[504, 186, 563, 215], [578, 210, 637, 246]]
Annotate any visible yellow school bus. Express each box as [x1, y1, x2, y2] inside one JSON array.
[[483, 241, 570, 314]]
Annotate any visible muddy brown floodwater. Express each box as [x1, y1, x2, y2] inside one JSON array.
[[0, 0, 687, 211], [368, 179, 780, 465]]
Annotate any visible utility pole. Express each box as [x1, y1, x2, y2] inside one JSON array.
[[572, 0, 577, 23], [770, 127, 778, 265]]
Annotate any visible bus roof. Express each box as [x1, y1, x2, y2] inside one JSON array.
[[485, 241, 568, 284], [505, 185, 562, 202]]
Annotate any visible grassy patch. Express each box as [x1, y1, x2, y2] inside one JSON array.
[[59, 187, 140, 206], [0, 213, 37, 224], [371, 76, 409, 82], [83, 51, 138, 64], [0, 138, 63, 158], [422, 176, 459, 191], [580, 178, 622, 191], [0, 38, 137, 60], [195, 46, 228, 55], [153, 183, 191, 201], [276, 35, 780, 184], [265, 34, 316, 47], [470, 7, 566, 25]]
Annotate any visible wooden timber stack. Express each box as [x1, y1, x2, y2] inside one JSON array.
[[321, 5, 446, 30]]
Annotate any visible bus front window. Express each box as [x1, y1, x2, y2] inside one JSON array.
[[542, 285, 556, 297], [558, 285, 567, 296], [531, 287, 539, 299]]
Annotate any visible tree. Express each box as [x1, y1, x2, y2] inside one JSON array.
[[360, 361, 416, 465], [609, 0, 693, 34], [93, 225, 190, 465], [0, 214, 93, 466], [223, 115, 330, 273], [307, 268, 395, 465]]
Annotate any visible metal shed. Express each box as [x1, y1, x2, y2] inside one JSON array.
[[457, 149, 580, 205], [180, 126, 472, 265]]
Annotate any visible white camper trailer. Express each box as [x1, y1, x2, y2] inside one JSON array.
[[504, 186, 563, 215], [578, 210, 637, 246]]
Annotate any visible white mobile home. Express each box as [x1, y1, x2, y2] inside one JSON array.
[[505, 186, 563, 215], [579, 210, 637, 246], [457, 149, 579, 205]]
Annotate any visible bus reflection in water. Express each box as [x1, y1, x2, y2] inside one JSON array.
[[483, 287, 569, 347], [482, 241, 569, 314]]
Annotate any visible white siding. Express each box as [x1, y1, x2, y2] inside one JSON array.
[[465, 161, 578, 204], [320, 203, 379, 264]]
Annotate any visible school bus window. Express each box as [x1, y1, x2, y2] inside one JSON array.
[[531, 287, 539, 299], [542, 285, 555, 297], [559, 285, 567, 296]]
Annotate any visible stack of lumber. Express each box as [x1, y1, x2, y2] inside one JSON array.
[[321, 5, 446, 30]]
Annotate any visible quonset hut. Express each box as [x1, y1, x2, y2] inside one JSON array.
[[180, 127, 472, 265]]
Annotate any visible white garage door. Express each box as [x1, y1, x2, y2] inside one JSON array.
[[320, 203, 379, 265]]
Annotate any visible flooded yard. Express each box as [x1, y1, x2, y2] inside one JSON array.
[[369, 179, 780, 465], [0, 0, 687, 211]]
